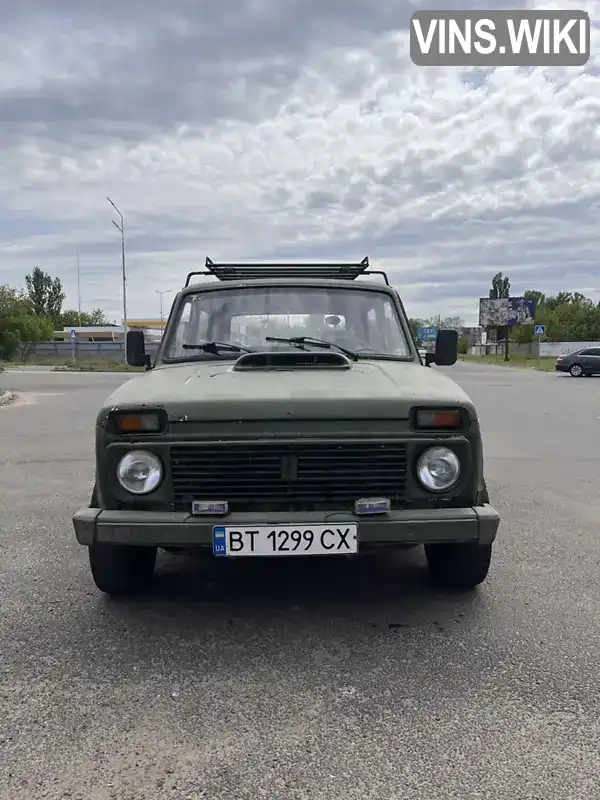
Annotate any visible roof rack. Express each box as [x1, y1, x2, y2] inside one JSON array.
[[184, 257, 390, 286]]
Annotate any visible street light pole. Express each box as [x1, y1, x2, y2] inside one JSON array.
[[107, 196, 127, 362], [76, 244, 82, 327], [155, 289, 172, 331]]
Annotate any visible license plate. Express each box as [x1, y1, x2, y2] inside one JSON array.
[[212, 524, 358, 557]]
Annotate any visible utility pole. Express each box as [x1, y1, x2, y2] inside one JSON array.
[[155, 289, 172, 331], [107, 196, 127, 362], [76, 244, 82, 327]]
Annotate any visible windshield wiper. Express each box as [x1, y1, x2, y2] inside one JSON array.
[[264, 336, 358, 361], [182, 341, 254, 356]]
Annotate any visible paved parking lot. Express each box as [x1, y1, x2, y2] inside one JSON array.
[[1, 363, 599, 800]]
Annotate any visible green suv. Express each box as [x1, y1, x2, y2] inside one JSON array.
[[72, 258, 500, 596]]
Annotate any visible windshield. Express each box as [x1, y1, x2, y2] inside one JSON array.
[[162, 286, 411, 360]]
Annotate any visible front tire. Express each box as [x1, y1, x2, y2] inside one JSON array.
[[89, 542, 157, 596], [425, 542, 492, 590], [570, 364, 583, 377], [88, 482, 157, 595]]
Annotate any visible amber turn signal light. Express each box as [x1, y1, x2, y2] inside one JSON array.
[[113, 412, 163, 434], [415, 409, 462, 429]]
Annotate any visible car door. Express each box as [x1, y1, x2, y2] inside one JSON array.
[[580, 347, 600, 374]]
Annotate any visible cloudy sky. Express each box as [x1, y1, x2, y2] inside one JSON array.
[[1, 0, 599, 326]]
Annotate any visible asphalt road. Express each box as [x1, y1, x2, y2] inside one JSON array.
[[1, 363, 599, 800]]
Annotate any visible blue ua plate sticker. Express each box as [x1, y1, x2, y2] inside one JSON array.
[[213, 527, 227, 556]]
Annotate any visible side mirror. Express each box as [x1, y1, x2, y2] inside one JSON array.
[[126, 329, 147, 367], [432, 329, 458, 366]]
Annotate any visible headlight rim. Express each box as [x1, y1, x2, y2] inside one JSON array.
[[116, 449, 163, 495], [415, 445, 461, 493]]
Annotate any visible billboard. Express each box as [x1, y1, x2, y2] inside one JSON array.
[[478, 297, 536, 327]]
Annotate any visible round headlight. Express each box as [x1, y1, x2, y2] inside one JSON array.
[[416, 446, 460, 492], [117, 450, 163, 495]]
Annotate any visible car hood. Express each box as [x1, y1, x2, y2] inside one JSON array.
[[102, 359, 476, 421]]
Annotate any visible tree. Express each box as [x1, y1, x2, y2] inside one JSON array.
[[59, 308, 109, 327], [408, 318, 423, 338], [25, 266, 65, 326], [0, 285, 54, 360], [433, 315, 464, 331], [511, 288, 600, 344], [489, 272, 510, 299], [88, 308, 109, 325], [545, 291, 594, 311]]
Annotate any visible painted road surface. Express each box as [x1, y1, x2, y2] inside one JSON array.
[[1, 363, 599, 799]]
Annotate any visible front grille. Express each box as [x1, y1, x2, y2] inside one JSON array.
[[170, 441, 408, 512]]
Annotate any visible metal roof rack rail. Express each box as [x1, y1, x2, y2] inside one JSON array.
[[185, 257, 389, 286]]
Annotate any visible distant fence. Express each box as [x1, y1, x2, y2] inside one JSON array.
[[538, 341, 600, 357], [17, 340, 160, 360], [469, 341, 600, 357], [469, 342, 533, 356], [16, 338, 600, 361]]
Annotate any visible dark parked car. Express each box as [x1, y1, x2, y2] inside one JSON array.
[[555, 347, 600, 377]]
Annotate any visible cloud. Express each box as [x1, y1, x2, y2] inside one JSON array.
[[0, 0, 598, 325]]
